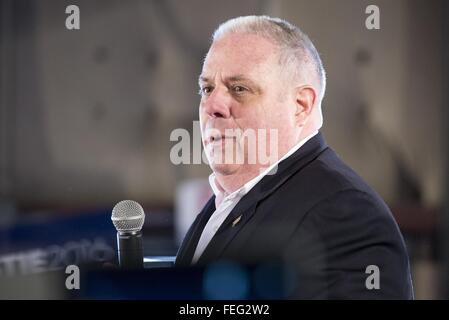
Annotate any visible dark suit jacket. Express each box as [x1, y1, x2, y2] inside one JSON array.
[[175, 132, 414, 299]]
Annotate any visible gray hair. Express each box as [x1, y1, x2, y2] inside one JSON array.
[[212, 15, 326, 105]]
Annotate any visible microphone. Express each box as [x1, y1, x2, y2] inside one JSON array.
[[111, 200, 145, 269]]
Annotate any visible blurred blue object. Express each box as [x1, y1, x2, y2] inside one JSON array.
[[0, 209, 117, 277]]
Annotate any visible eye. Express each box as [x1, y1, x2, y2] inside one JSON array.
[[232, 85, 247, 94], [199, 86, 213, 96]]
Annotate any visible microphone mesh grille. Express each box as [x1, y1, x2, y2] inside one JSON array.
[[111, 200, 145, 233]]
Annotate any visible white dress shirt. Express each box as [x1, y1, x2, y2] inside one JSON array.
[[191, 130, 319, 264]]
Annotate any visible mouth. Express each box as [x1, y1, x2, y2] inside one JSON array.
[[206, 134, 235, 146]]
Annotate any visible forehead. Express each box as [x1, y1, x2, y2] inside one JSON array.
[[201, 33, 279, 79]]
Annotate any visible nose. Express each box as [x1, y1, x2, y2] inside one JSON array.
[[202, 86, 231, 119]]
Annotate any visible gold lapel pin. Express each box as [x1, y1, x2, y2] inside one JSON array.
[[232, 215, 242, 227]]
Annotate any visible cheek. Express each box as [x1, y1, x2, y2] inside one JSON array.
[[234, 100, 269, 126], [199, 106, 209, 126], [198, 114, 204, 134], [263, 103, 291, 129], [234, 113, 265, 133]]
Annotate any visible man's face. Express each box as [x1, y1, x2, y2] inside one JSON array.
[[199, 33, 299, 177]]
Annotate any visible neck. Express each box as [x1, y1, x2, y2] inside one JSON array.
[[214, 166, 261, 194], [213, 125, 321, 194]]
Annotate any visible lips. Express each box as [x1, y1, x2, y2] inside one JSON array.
[[206, 134, 235, 146]]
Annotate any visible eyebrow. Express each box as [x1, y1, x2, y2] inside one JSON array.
[[198, 75, 210, 83], [199, 74, 251, 83], [198, 75, 262, 92]]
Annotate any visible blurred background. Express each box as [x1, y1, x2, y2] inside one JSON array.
[[0, 0, 448, 299]]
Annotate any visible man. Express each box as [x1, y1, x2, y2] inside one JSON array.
[[175, 16, 413, 299]]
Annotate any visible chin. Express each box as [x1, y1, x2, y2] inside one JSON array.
[[206, 144, 243, 175], [209, 162, 241, 176]]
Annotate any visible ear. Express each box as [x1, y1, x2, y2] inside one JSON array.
[[294, 86, 317, 127]]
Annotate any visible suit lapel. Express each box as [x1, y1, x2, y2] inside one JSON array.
[[174, 196, 216, 266], [197, 198, 258, 265], [197, 132, 329, 265]]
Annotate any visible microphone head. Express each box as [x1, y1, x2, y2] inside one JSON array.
[[111, 200, 145, 234]]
